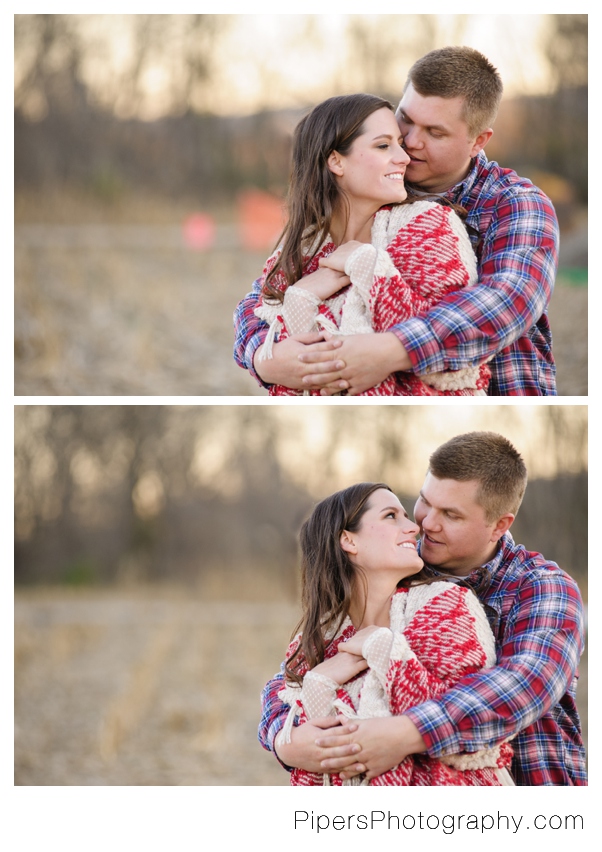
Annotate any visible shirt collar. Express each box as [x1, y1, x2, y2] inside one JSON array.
[[443, 151, 487, 204], [419, 531, 513, 596]]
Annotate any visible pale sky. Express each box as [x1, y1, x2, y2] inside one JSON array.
[[217, 14, 553, 113]]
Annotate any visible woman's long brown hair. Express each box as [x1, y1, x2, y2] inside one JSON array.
[[286, 482, 445, 684], [286, 482, 393, 684], [263, 94, 395, 302]]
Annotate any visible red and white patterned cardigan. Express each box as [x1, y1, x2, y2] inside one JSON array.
[[278, 582, 513, 786], [255, 201, 491, 396]]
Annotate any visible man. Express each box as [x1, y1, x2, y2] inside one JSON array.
[[234, 47, 558, 395], [259, 432, 586, 785]]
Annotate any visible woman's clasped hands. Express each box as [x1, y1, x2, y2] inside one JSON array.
[[310, 625, 380, 685]]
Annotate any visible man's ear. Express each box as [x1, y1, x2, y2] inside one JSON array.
[[490, 513, 514, 543], [328, 150, 345, 177], [340, 530, 357, 554], [470, 128, 493, 158]]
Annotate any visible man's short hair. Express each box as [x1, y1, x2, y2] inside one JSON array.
[[406, 46, 503, 136], [428, 432, 527, 521]]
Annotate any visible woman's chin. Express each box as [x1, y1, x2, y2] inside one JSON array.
[[384, 188, 407, 205]]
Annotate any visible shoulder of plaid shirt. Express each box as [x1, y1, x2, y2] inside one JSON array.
[[233, 152, 559, 396], [258, 532, 586, 786]]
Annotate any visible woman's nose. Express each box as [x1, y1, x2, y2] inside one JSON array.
[[394, 146, 411, 165], [403, 517, 420, 535]]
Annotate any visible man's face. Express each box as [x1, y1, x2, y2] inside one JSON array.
[[396, 83, 491, 193], [413, 473, 510, 575]]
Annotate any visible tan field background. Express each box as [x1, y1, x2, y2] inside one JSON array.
[[13, 586, 588, 787], [14, 588, 296, 785]]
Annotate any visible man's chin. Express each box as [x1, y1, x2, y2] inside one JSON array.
[[420, 542, 442, 563], [405, 169, 431, 192]]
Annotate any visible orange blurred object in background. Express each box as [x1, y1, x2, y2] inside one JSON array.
[[238, 189, 285, 250]]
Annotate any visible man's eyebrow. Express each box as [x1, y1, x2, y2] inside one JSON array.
[[419, 492, 463, 514], [397, 110, 449, 133]]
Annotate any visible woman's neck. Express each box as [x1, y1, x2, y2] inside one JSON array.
[[349, 575, 399, 630], [330, 202, 377, 246]]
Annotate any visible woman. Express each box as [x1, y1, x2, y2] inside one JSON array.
[[275, 482, 514, 785], [253, 94, 490, 396]]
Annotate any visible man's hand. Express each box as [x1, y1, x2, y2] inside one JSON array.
[[318, 715, 427, 780], [274, 716, 362, 774], [298, 332, 412, 395], [253, 333, 348, 390]]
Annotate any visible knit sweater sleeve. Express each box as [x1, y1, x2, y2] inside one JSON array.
[[355, 586, 495, 723], [298, 670, 339, 719], [404, 567, 584, 757], [389, 183, 558, 380], [342, 203, 478, 336], [280, 285, 322, 334], [342, 243, 418, 332]]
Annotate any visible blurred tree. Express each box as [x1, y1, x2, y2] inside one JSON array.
[[544, 14, 587, 90], [15, 406, 587, 593], [14, 14, 88, 119], [491, 14, 588, 205], [15, 14, 231, 120]]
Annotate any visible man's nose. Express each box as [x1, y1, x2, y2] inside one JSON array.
[[403, 126, 422, 150], [422, 509, 440, 530]]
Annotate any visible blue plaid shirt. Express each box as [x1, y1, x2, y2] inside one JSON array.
[[258, 533, 586, 786], [234, 153, 558, 395]]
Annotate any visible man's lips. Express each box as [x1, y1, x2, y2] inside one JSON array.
[[423, 533, 443, 545]]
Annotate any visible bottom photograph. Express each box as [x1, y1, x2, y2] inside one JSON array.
[[14, 404, 587, 787]]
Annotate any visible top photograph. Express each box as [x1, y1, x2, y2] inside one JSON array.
[[14, 13, 587, 397]]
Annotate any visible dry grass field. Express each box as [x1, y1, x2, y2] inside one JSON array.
[[14, 586, 588, 786], [14, 194, 587, 397], [14, 587, 297, 785]]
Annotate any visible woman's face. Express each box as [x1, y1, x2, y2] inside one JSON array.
[[342, 489, 423, 580], [330, 108, 411, 209]]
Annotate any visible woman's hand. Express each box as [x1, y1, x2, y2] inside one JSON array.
[[294, 266, 350, 301], [318, 241, 365, 273], [338, 625, 382, 657], [311, 650, 368, 685]]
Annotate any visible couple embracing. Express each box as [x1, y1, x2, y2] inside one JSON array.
[[259, 432, 586, 786], [234, 47, 557, 396]]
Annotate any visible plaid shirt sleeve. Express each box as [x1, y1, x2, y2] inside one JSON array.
[[391, 187, 558, 378], [257, 667, 292, 766], [404, 568, 584, 757], [233, 278, 271, 388]]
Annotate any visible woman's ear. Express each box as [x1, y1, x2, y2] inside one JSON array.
[[328, 150, 344, 177], [340, 530, 357, 554]]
